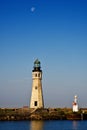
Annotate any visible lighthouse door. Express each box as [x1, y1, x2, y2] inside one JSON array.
[[34, 101, 37, 106]]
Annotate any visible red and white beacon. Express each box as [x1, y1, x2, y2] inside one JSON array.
[[72, 95, 79, 112]]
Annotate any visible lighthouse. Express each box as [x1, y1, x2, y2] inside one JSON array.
[[72, 95, 79, 112], [30, 59, 44, 108]]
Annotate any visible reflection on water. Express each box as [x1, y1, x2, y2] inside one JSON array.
[[72, 121, 78, 130], [30, 121, 44, 130]]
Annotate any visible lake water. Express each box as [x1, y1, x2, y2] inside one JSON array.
[[0, 120, 87, 130]]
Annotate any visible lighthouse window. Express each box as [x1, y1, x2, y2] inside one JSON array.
[[35, 74, 37, 77], [35, 86, 37, 89], [34, 101, 37, 106], [38, 73, 40, 77]]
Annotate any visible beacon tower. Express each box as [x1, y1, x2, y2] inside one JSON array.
[[72, 95, 79, 112], [30, 59, 44, 108]]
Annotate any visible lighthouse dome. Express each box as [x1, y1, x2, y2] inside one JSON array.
[[34, 59, 40, 65], [33, 59, 42, 72]]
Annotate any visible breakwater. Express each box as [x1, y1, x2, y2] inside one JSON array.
[[0, 108, 87, 121]]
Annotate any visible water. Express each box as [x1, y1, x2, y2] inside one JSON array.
[[0, 120, 87, 130]]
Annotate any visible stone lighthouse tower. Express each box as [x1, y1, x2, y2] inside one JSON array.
[[30, 59, 44, 108]]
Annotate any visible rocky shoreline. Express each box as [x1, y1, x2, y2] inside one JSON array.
[[0, 108, 87, 121]]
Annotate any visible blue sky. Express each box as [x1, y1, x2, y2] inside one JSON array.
[[0, 0, 87, 108]]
